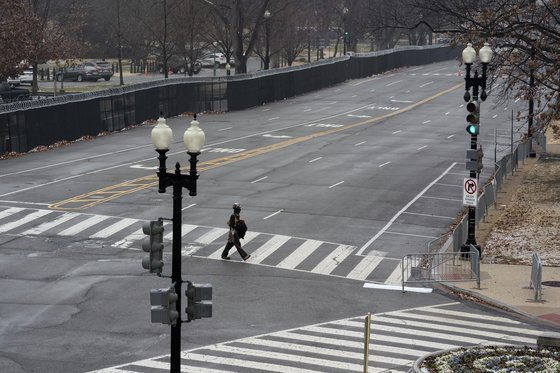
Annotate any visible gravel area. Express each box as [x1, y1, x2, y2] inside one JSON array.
[[483, 155, 560, 267]]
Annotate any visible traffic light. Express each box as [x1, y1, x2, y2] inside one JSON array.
[[465, 100, 480, 135], [142, 219, 164, 274], [466, 147, 484, 172], [343, 31, 349, 41], [185, 281, 212, 322], [150, 286, 179, 325]]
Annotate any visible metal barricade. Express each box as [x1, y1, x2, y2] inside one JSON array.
[[530, 252, 542, 301], [402, 245, 480, 292]]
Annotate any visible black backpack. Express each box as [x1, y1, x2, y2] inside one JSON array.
[[235, 219, 248, 239]]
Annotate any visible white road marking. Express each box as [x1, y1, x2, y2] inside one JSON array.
[[328, 101, 337, 105], [262, 108, 271, 112], [218, 126, 232, 131], [262, 134, 292, 139], [386, 79, 403, 86], [378, 161, 391, 167], [347, 114, 371, 118], [422, 120, 431, 124], [90, 218, 138, 239], [417, 145, 427, 150], [277, 240, 323, 270], [383, 263, 403, 285], [355, 141, 366, 146], [328, 181, 344, 189], [364, 282, 432, 293], [419, 81, 434, 87], [445, 112, 450, 115], [130, 165, 157, 170], [247, 234, 291, 263], [425, 67, 448, 73], [0, 207, 24, 220], [351, 95, 357, 98], [311, 245, 354, 274], [447, 134, 455, 138], [515, 98, 520, 102], [409, 66, 423, 71], [369, 89, 375, 92], [0, 209, 51, 233], [208, 231, 259, 259], [357, 162, 457, 255], [263, 209, 283, 220], [195, 228, 228, 245], [392, 130, 402, 134], [164, 224, 197, 240], [251, 176, 268, 183], [389, 96, 394, 99], [459, 104, 464, 108], [21, 212, 79, 235], [58, 215, 109, 236], [403, 212, 455, 219], [390, 99, 413, 103], [492, 114, 498, 118], [384, 231, 438, 239], [182, 203, 196, 210], [303, 108, 312, 112], [504, 107, 508, 111], [268, 117, 280, 121], [346, 255, 384, 280], [113, 228, 144, 249], [420, 196, 462, 202], [308, 157, 322, 163]]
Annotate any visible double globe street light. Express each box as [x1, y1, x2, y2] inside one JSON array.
[[150, 113, 205, 372], [461, 42, 493, 256]]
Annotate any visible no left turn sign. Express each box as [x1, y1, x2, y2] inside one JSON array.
[[463, 178, 478, 207]]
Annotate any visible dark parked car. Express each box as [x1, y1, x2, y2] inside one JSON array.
[[157, 55, 202, 74], [55, 64, 100, 82], [89, 61, 113, 81], [0, 82, 30, 102]]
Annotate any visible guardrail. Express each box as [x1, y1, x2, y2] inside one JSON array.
[[530, 252, 542, 301], [401, 244, 480, 292]]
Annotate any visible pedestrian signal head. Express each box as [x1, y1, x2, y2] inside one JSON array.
[[466, 100, 480, 124]]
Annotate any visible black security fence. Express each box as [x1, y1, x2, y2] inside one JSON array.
[[0, 45, 459, 154]]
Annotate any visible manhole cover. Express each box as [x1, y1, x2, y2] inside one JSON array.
[[542, 281, 560, 287]]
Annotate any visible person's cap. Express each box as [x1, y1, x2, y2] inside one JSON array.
[[232, 203, 241, 210]]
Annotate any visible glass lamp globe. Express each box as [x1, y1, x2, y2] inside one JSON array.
[[462, 43, 476, 64], [479, 42, 493, 63], [151, 115, 173, 150], [184, 115, 206, 153]]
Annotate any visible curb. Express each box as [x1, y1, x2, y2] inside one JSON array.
[[438, 282, 560, 331]]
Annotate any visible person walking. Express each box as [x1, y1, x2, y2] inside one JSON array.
[[221, 203, 251, 261]]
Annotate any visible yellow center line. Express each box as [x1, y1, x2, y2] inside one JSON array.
[[48, 83, 462, 210]]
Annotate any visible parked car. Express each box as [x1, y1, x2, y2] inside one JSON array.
[[88, 61, 113, 81], [201, 53, 229, 67], [6, 76, 20, 86], [55, 64, 100, 82], [19, 69, 34, 85], [0, 82, 30, 102], [156, 55, 202, 74]]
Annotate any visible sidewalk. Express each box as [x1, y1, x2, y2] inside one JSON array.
[[443, 141, 560, 329]]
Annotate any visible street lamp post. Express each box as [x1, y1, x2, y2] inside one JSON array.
[[150, 113, 205, 373], [461, 42, 493, 257], [212, 41, 218, 76], [264, 10, 271, 69]]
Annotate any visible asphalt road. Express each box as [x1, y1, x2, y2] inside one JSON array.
[[0, 60, 544, 373]]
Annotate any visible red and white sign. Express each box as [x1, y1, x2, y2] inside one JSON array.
[[463, 178, 478, 207]]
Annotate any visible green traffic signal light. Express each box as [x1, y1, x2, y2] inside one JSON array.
[[466, 123, 479, 135]]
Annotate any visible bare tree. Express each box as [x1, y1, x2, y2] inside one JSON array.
[[0, 0, 33, 81]]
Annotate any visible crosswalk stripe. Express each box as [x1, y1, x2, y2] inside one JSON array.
[[273, 331, 427, 357], [304, 325, 459, 350], [384, 261, 403, 285], [345, 317, 536, 344], [311, 244, 354, 274], [390, 310, 544, 336], [240, 337, 412, 366], [418, 306, 524, 324], [346, 254, 384, 280], [22, 212, 79, 235], [129, 359, 230, 373], [0, 207, 24, 220], [336, 320, 489, 344], [0, 209, 51, 233], [90, 218, 138, 238], [195, 228, 228, 245], [277, 240, 322, 269], [182, 351, 324, 373], [113, 227, 144, 249], [58, 215, 109, 236], [164, 224, 197, 241], [197, 345, 368, 372], [247, 235, 291, 264], [207, 231, 259, 259]]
